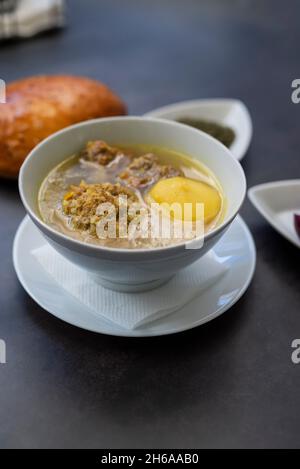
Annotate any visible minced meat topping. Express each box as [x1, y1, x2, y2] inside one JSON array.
[[62, 181, 139, 236]]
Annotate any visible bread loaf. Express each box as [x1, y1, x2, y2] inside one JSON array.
[[0, 75, 127, 178]]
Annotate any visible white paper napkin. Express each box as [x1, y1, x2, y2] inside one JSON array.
[[32, 244, 228, 330], [0, 0, 64, 39]]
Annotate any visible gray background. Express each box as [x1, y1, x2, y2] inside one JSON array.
[[0, 0, 300, 448]]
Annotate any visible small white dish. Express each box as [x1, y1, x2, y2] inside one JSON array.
[[144, 99, 253, 161], [248, 180, 300, 248], [13, 215, 256, 337]]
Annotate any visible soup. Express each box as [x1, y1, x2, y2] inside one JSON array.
[[38, 140, 225, 248]]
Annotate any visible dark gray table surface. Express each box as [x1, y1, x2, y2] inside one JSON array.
[[0, 0, 299, 449]]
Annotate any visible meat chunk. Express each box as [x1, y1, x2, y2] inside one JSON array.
[[80, 140, 122, 166], [118, 153, 182, 189], [62, 181, 138, 236]]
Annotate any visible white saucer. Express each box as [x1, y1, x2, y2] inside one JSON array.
[[248, 180, 300, 249], [13, 215, 256, 337], [144, 99, 252, 161]]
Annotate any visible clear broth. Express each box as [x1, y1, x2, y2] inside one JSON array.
[[39, 144, 225, 248]]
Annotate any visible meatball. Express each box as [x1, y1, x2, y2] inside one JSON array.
[[80, 140, 122, 166], [118, 153, 182, 189]]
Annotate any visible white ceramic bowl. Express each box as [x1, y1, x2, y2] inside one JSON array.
[[144, 99, 253, 161], [19, 117, 246, 292]]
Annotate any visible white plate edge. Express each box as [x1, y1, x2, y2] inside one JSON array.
[[13, 215, 257, 337], [248, 181, 300, 249]]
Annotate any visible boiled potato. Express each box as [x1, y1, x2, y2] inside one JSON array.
[[148, 176, 221, 223]]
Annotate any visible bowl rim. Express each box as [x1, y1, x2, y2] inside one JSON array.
[[144, 97, 248, 116], [19, 116, 246, 255]]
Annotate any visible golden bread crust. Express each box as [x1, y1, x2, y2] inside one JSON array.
[[0, 75, 127, 178]]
